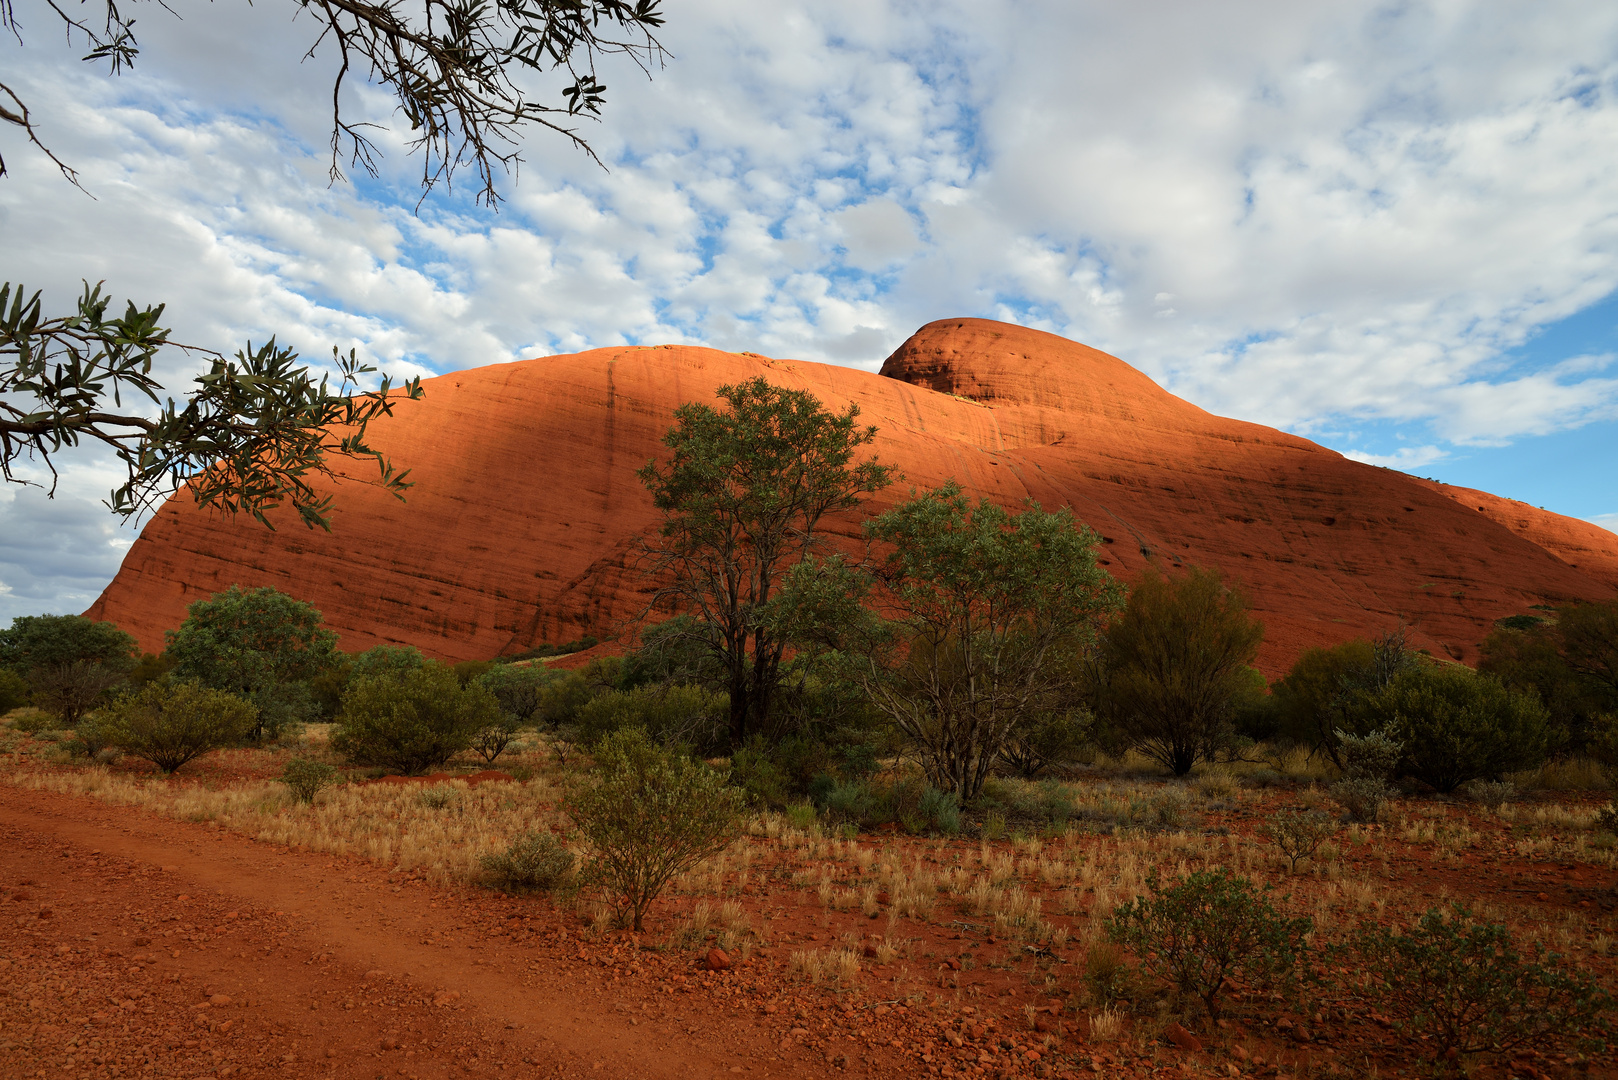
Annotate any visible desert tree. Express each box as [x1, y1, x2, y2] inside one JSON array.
[[0, 613, 138, 724], [1096, 565, 1265, 776], [792, 482, 1123, 802], [166, 585, 341, 741], [2, 0, 665, 526], [637, 377, 894, 747]]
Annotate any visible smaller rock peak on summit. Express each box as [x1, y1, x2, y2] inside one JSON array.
[[879, 317, 1191, 422]]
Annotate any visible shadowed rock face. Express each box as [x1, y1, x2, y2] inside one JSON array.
[[86, 318, 1615, 675]]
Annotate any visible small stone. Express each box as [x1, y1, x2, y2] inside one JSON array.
[[209, 994, 233, 1007], [863, 944, 878, 958], [707, 948, 731, 972], [789, 1027, 809, 1038], [944, 958, 961, 971], [1163, 1022, 1203, 1052], [1231, 1045, 1250, 1061], [874, 1005, 890, 1017]]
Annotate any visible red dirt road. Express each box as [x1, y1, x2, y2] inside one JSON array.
[[0, 787, 904, 1080]]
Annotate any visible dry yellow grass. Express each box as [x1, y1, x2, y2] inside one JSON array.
[[789, 947, 861, 987], [5, 767, 559, 883]]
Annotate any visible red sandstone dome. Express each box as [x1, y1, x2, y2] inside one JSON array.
[[85, 319, 1616, 675]]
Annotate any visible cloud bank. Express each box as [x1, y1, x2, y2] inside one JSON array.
[[3, 0, 1617, 619]]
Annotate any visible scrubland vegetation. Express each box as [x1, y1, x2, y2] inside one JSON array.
[[4, 378, 1617, 1075]]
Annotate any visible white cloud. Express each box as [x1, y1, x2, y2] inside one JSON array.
[[4, 0, 1618, 615], [1341, 445, 1450, 471], [1590, 514, 1618, 536]]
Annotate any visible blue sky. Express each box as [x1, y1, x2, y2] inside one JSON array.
[[1, 0, 1616, 621]]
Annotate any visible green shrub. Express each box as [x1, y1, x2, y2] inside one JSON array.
[[1356, 905, 1612, 1061], [1348, 666, 1551, 793], [1329, 727, 1403, 822], [918, 786, 962, 834], [571, 684, 728, 753], [101, 681, 257, 774], [1466, 779, 1516, 810], [0, 668, 30, 713], [566, 728, 745, 931], [979, 777, 1078, 828], [476, 663, 557, 725], [331, 663, 500, 775], [9, 707, 56, 734], [1106, 868, 1311, 1020], [1329, 776, 1391, 824], [71, 713, 119, 757], [808, 774, 962, 834], [481, 831, 575, 892], [727, 738, 792, 808], [349, 645, 425, 682], [536, 671, 592, 726], [279, 757, 340, 803], [1260, 809, 1340, 871]]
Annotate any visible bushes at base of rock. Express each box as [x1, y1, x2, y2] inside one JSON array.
[[570, 684, 728, 753], [481, 831, 576, 892], [566, 728, 745, 931], [100, 681, 257, 774], [1347, 666, 1551, 793], [331, 663, 501, 775], [1356, 905, 1612, 1060], [1105, 868, 1311, 1021]]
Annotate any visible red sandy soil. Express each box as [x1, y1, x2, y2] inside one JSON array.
[[86, 319, 1614, 678], [5, 767, 1618, 1080]]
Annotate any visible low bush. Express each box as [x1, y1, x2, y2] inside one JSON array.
[[1356, 905, 1612, 1061], [100, 681, 257, 774], [566, 728, 746, 931], [571, 684, 728, 753], [9, 707, 57, 734], [1466, 779, 1516, 810], [1330, 727, 1402, 822], [1260, 809, 1340, 872], [728, 738, 792, 808], [1330, 776, 1391, 824], [979, 777, 1077, 829], [810, 774, 962, 834], [1105, 868, 1311, 1020], [481, 830, 576, 893], [0, 668, 29, 713], [279, 758, 340, 804], [1348, 667, 1551, 793], [332, 663, 501, 775]]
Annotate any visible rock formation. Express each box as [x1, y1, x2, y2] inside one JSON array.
[[85, 319, 1615, 675]]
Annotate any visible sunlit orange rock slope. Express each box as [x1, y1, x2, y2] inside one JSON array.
[[86, 319, 1615, 675]]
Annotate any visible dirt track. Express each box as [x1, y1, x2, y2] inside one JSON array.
[[0, 786, 905, 1080]]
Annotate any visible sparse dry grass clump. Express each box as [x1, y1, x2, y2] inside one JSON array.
[[789, 947, 861, 987]]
